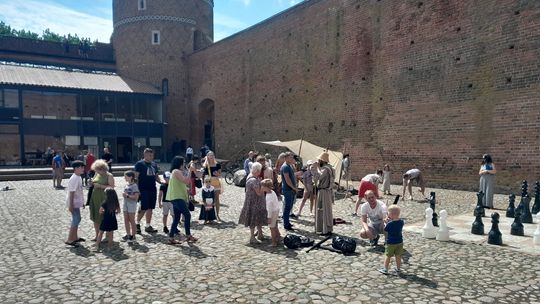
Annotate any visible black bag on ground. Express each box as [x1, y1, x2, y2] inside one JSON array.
[[284, 234, 302, 249], [332, 236, 357, 254], [299, 235, 314, 247]]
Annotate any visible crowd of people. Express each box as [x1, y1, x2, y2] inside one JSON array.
[[63, 146, 496, 273]]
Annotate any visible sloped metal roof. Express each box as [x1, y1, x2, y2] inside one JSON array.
[[0, 64, 162, 95]]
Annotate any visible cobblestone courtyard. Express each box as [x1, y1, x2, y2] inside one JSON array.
[[1, 178, 539, 303]]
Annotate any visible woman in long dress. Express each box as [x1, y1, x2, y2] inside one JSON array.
[[238, 162, 268, 243], [479, 154, 496, 208], [314, 152, 335, 235], [89, 159, 115, 241]]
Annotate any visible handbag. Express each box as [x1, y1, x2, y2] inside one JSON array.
[[207, 162, 223, 192]]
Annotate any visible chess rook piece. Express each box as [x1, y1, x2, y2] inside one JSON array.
[[534, 213, 540, 245], [487, 212, 503, 246], [510, 208, 524, 236], [422, 208, 437, 239], [436, 210, 450, 241], [471, 206, 485, 235], [506, 193, 516, 218], [520, 194, 533, 224], [532, 181, 540, 215], [429, 192, 438, 227], [474, 191, 485, 217]]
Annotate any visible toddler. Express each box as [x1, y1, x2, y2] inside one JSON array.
[[262, 178, 281, 246], [379, 205, 405, 274], [95, 188, 120, 251], [122, 171, 139, 243]]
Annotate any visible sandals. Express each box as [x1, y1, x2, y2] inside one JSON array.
[[76, 238, 86, 242], [64, 241, 79, 247], [168, 239, 182, 245], [186, 235, 198, 243]]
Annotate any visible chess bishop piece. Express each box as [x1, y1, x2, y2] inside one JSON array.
[[510, 208, 524, 236], [520, 194, 533, 224], [474, 191, 485, 217], [506, 193, 516, 218], [436, 210, 450, 241], [422, 208, 437, 239], [487, 212, 503, 246], [471, 206, 484, 235]]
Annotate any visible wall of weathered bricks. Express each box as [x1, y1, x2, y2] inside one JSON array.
[[188, 0, 540, 192]]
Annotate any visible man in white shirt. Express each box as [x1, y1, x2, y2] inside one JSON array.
[[402, 168, 426, 200], [359, 190, 388, 246]]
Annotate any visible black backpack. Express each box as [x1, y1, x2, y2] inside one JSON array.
[[283, 234, 302, 249], [332, 236, 357, 254]]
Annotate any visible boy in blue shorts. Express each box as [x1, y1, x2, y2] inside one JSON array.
[[379, 205, 405, 274], [65, 160, 85, 247]]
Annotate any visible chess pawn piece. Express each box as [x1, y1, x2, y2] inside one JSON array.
[[532, 181, 540, 215], [471, 206, 485, 235], [429, 192, 438, 227], [534, 213, 540, 245], [422, 208, 437, 239], [436, 210, 450, 241], [487, 212, 503, 246], [520, 194, 533, 224], [506, 193, 516, 218], [510, 208, 524, 236], [474, 191, 485, 217]]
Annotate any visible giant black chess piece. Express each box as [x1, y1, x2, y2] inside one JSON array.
[[506, 193, 516, 218], [474, 191, 485, 217], [520, 194, 533, 224], [510, 208, 524, 236], [532, 181, 540, 215], [471, 206, 484, 235], [521, 180, 528, 197], [429, 191, 438, 227], [487, 212, 503, 246]]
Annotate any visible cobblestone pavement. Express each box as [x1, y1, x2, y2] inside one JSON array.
[[1, 178, 539, 304]]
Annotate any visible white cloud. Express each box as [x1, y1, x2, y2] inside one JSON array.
[[0, 0, 112, 42]]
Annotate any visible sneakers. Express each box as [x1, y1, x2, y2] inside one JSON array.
[[128, 235, 135, 243], [121, 235, 129, 242], [290, 214, 297, 218], [378, 267, 389, 275], [369, 235, 380, 246], [136, 224, 142, 235], [145, 225, 158, 233], [392, 266, 401, 273], [163, 226, 169, 234]]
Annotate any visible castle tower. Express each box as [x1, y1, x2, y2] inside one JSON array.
[[112, 0, 213, 157]]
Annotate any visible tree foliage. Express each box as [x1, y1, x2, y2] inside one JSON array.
[[0, 21, 98, 45]]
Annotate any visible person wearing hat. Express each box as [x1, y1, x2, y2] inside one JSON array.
[[280, 152, 299, 230], [314, 151, 335, 235], [294, 160, 319, 217]]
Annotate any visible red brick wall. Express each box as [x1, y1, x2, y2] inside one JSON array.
[[188, 0, 540, 192]]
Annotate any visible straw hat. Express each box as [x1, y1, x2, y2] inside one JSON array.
[[317, 151, 330, 163]]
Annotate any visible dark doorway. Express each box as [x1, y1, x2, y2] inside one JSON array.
[[117, 137, 133, 163], [198, 99, 214, 151]]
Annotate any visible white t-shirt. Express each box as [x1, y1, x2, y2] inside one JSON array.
[[265, 190, 280, 215], [360, 200, 387, 223], [405, 168, 421, 179], [362, 174, 382, 185], [66, 174, 84, 208]]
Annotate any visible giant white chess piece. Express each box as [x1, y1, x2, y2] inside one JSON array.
[[422, 207, 437, 239], [534, 213, 540, 245], [436, 210, 450, 241]]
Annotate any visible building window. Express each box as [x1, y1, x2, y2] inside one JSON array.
[[138, 0, 146, 10], [1, 89, 19, 108], [152, 31, 160, 45]]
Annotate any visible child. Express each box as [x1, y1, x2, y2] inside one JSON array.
[[158, 171, 173, 233], [261, 178, 281, 246], [122, 171, 139, 243], [295, 160, 317, 217], [379, 205, 405, 274], [383, 164, 392, 195], [65, 160, 85, 247], [199, 177, 217, 224], [95, 187, 120, 251]]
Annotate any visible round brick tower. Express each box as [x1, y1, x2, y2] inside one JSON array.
[[112, 0, 213, 156]]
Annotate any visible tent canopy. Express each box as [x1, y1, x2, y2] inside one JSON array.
[[257, 140, 343, 183]]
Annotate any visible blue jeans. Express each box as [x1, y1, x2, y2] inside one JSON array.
[[170, 199, 191, 237], [282, 190, 296, 228]]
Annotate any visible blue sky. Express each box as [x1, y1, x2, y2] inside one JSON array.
[[0, 0, 302, 42]]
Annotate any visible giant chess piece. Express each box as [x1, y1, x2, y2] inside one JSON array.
[[506, 193, 516, 218], [422, 208, 437, 239], [532, 181, 540, 215], [474, 191, 485, 217], [471, 206, 485, 235], [487, 212, 503, 246], [429, 191, 438, 227], [520, 194, 533, 224], [534, 213, 540, 245], [510, 208, 524, 236], [436, 210, 450, 241], [521, 180, 528, 197]]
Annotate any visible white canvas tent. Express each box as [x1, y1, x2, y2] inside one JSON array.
[[257, 139, 343, 183]]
